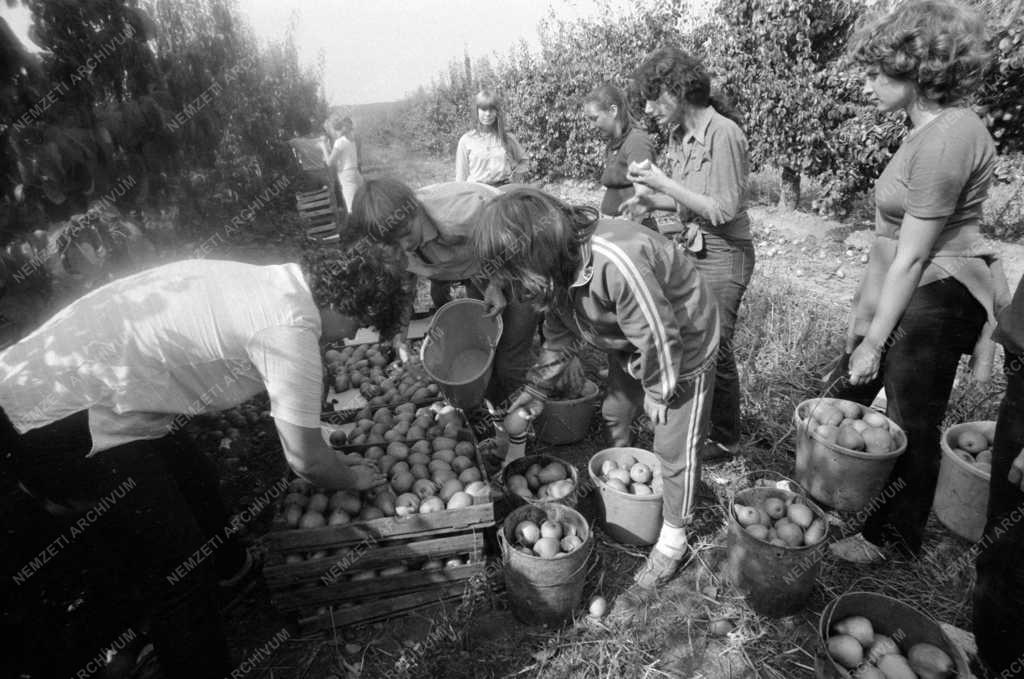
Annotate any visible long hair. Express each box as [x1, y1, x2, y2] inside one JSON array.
[[584, 83, 632, 134], [848, 0, 989, 105], [631, 46, 744, 130], [471, 188, 596, 311], [474, 89, 515, 153]]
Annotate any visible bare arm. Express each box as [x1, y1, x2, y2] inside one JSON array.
[[275, 419, 384, 490]]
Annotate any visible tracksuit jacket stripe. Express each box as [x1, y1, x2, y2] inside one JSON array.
[[592, 236, 677, 401]]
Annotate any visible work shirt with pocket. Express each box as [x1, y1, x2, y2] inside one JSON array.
[[661, 109, 751, 240], [455, 130, 529, 185]]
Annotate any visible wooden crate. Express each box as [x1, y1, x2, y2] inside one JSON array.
[[265, 412, 497, 629]]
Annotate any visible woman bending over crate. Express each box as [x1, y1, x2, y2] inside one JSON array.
[[0, 247, 401, 678], [349, 177, 539, 406], [475, 187, 720, 593]]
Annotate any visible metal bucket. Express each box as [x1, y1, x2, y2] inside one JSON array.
[[726, 472, 829, 617], [499, 502, 593, 626], [587, 447, 663, 545], [794, 398, 906, 511], [420, 299, 503, 409], [934, 421, 995, 542], [815, 591, 970, 678], [533, 379, 600, 445]]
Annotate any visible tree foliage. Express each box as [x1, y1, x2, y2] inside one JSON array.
[[0, 0, 326, 244]]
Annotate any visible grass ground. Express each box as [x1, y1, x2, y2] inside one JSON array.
[[3, 142, 1018, 678]]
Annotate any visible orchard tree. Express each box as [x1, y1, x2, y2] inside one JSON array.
[[707, 0, 863, 209]]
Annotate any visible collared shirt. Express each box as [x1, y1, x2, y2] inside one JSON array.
[[455, 130, 529, 185], [404, 182, 501, 281], [526, 219, 720, 405], [662, 108, 751, 239], [0, 260, 324, 453]]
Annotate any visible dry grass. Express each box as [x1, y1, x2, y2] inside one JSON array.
[[307, 271, 997, 679]]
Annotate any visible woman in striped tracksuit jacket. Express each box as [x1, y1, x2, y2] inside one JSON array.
[[472, 187, 719, 592]]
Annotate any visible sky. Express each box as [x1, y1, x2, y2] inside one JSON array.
[[1, 0, 650, 106], [239, 0, 630, 105]]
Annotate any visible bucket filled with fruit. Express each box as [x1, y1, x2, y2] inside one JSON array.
[[934, 420, 996, 542], [587, 447, 663, 545], [501, 455, 581, 510], [727, 473, 829, 617], [500, 502, 593, 626], [794, 398, 907, 512], [817, 591, 968, 678]]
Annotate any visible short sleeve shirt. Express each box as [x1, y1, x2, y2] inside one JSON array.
[[874, 108, 995, 237], [0, 260, 324, 453]]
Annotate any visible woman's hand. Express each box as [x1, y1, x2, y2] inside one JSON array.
[[391, 332, 410, 364], [643, 393, 668, 426], [626, 160, 669, 192], [348, 462, 388, 491], [482, 282, 507, 318], [1009, 448, 1024, 492], [506, 389, 545, 420], [619, 194, 657, 222], [848, 338, 882, 385]]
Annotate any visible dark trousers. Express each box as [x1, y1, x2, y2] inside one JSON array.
[[2, 410, 241, 678], [430, 278, 538, 406], [974, 353, 1024, 678], [692, 232, 755, 446], [829, 277, 986, 553]]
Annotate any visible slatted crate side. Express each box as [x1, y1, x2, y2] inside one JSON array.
[[264, 502, 494, 556], [263, 531, 483, 587], [296, 581, 474, 632], [269, 561, 487, 612]]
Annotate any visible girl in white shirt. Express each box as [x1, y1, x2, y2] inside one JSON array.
[[455, 89, 530, 186], [325, 115, 364, 211]]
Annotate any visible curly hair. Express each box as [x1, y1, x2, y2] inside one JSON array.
[[299, 242, 411, 338], [631, 46, 744, 129], [471, 188, 595, 311], [849, 0, 989, 104], [347, 177, 422, 244]]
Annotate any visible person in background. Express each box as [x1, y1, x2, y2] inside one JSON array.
[[824, 0, 1010, 563], [348, 177, 538, 406], [0, 247, 402, 678], [481, 188, 719, 592], [455, 89, 530, 186], [583, 83, 657, 229], [973, 274, 1024, 678], [324, 115, 364, 212], [622, 46, 753, 463]]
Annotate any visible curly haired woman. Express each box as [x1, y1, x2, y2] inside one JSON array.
[[622, 47, 753, 463], [455, 89, 530, 186], [826, 0, 1010, 565]]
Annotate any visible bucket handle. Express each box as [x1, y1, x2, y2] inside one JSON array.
[[726, 469, 803, 504]]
